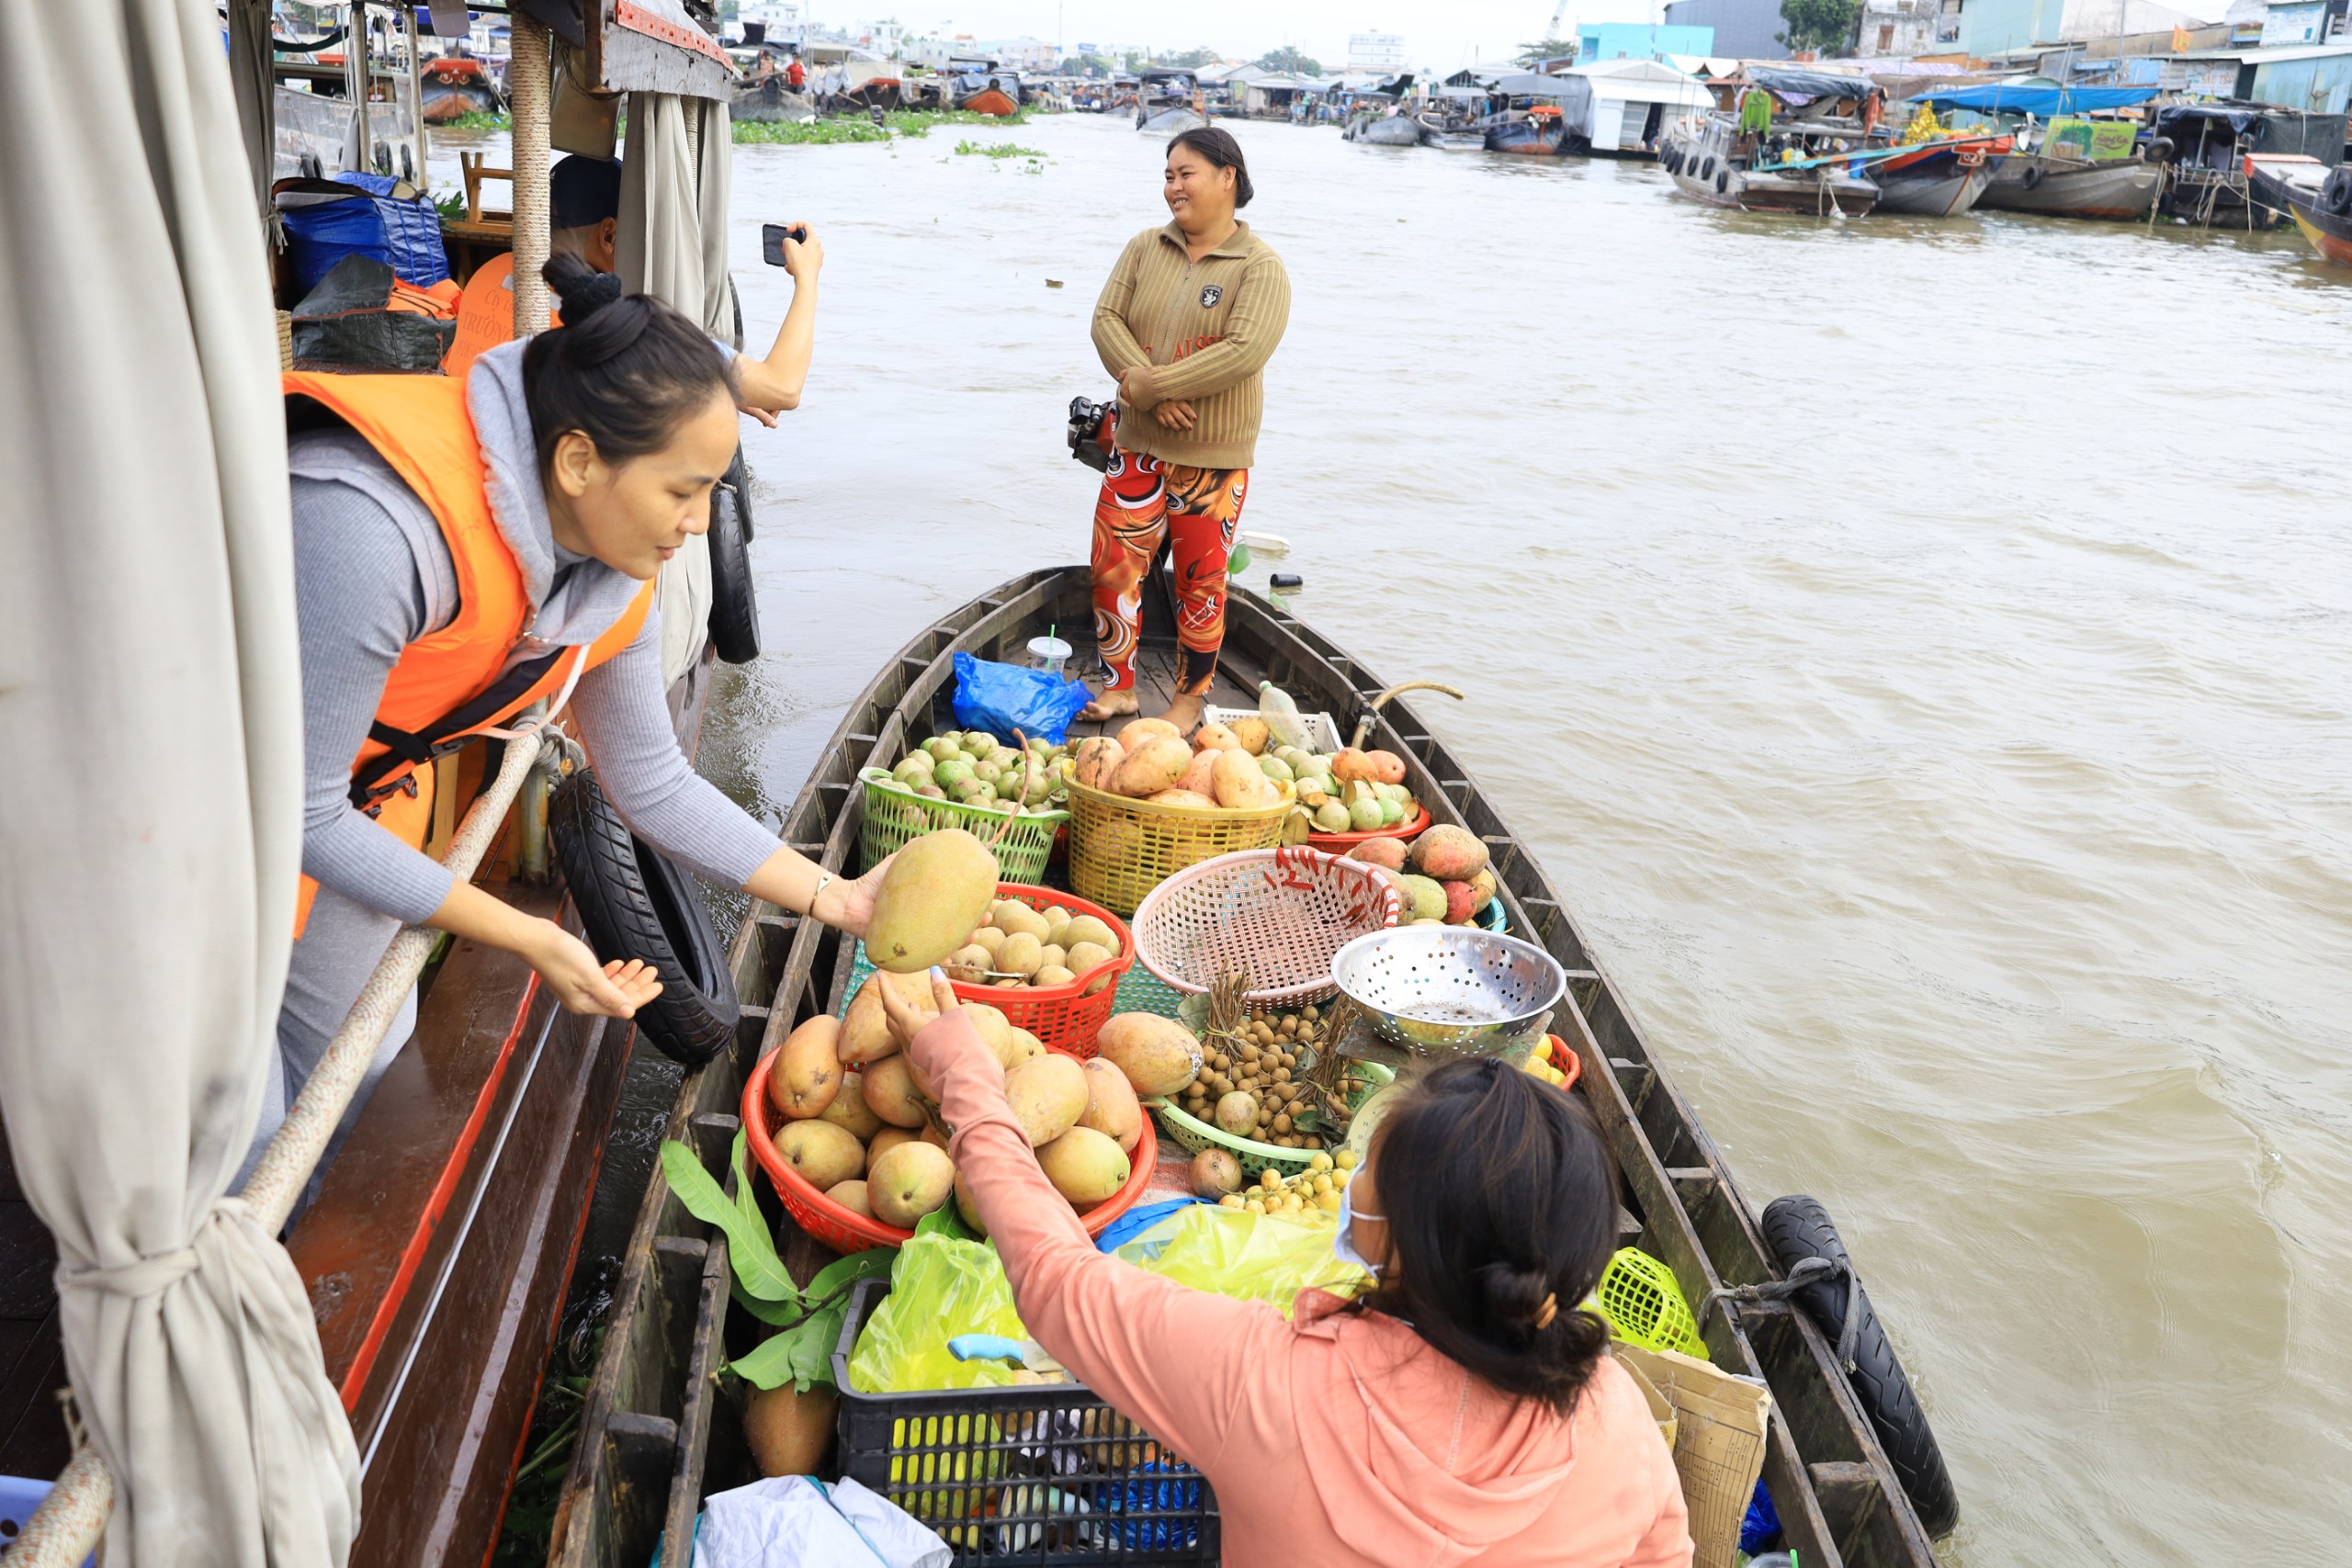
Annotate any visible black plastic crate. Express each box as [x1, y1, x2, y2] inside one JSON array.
[[831, 1277, 1220, 1563]]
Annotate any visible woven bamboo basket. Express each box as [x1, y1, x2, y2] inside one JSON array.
[[1130, 848, 1402, 1009], [1065, 779, 1289, 917]]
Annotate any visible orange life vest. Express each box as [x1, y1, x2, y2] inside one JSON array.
[[443, 253, 558, 380], [284, 371, 653, 936]]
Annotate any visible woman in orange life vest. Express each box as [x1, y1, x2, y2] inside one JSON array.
[[255, 255, 887, 1176]]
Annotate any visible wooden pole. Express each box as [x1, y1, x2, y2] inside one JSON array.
[[510, 14, 553, 337]]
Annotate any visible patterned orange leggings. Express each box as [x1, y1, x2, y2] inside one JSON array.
[[1089, 417, 1248, 697]]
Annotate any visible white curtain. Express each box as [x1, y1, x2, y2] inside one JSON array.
[[0, 1, 359, 1562], [619, 92, 737, 685]]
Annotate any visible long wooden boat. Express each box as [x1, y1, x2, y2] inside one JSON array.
[[549, 564, 1951, 1568], [2245, 152, 2352, 265], [1664, 114, 1880, 217], [1979, 152, 2163, 220], [1868, 136, 2007, 219]]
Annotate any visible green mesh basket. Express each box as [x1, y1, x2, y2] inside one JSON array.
[[1593, 1247, 1710, 1359], [1150, 1060, 1394, 1181], [857, 767, 1067, 882]]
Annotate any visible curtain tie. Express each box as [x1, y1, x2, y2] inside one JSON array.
[[59, 1247, 200, 1298]]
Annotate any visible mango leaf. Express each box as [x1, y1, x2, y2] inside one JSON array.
[[658, 1137, 798, 1304], [732, 1276, 799, 1326], [728, 1250, 894, 1393], [731, 1125, 765, 1237], [911, 1202, 978, 1246]]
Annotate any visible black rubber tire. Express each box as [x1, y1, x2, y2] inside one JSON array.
[[2022, 163, 2046, 190], [1761, 1195, 1959, 1538], [1716, 169, 1729, 195], [707, 468, 761, 666], [549, 770, 740, 1065]]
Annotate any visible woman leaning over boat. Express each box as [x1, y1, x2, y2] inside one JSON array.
[[250, 257, 888, 1180], [884, 971, 1693, 1568], [1080, 126, 1291, 731]]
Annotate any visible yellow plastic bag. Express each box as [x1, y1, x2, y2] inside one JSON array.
[[1124, 1204, 1369, 1315], [845, 1233, 1030, 1393]]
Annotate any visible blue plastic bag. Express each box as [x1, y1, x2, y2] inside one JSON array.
[[276, 172, 451, 293], [951, 651, 1091, 745]]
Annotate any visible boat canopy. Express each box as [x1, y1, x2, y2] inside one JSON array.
[[1746, 64, 1880, 102], [1488, 72, 1579, 97], [1912, 82, 2157, 115]]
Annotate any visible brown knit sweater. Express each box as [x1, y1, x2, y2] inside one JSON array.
[[1091, 220, 1291, 470]]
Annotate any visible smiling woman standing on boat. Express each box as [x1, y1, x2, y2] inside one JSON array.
[[254, 257, 888, 1177], [884, 973, 1690, 1566], [1081, 127, 1291, 730]]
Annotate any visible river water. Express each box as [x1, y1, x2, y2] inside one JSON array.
[[449, 112, 2352, 1562]]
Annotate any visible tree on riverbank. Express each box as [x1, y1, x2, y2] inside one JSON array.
[[1255, 45, 1323, 74], [1778, 0, 1860, 53], [1516, 37, 1577, 65]]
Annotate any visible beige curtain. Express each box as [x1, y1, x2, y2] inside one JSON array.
[[619, 92, 737, 684], [0, 0, 359, 1561]]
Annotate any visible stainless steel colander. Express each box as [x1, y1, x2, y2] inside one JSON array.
[[1328, 927, 1566, 1054]]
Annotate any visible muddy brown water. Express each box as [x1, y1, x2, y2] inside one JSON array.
[[438, 114, 2352, 1562]]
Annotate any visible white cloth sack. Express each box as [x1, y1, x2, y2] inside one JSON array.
[[0, 0, 359, 1562], [619, 91, 737, 686], [693, 1475, 951, 1568]]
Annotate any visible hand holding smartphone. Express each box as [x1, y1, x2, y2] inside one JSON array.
[[760, 222, 809, 266]]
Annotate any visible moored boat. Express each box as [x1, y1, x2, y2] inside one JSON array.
[[1348, 110, 1423, 146], [418, 54, 503, 121], [1664, 112, 1879, 215], [2245, 152, 2352, 264], [1486, 106, 1568, 155], [1868, 134, 2008, 218], [1418, 110, 1487, 152], [1980, 151, 2163, 220], [549, 564, 1958, 1568], [952, 66, 1023, 117]]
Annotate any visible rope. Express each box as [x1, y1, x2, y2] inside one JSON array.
[[1700, 1255, 1862, 1373], [508, 16, 552, 340]]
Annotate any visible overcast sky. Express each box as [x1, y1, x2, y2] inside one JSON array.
[[802, 2, 1660, 73]]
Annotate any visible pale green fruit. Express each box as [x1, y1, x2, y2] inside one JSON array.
[[1259, 755, 1295, 783], [1313, 801, 1351, 833]]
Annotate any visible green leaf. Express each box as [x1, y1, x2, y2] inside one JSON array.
[[808, 1247, 896, 1298], [658, 1137, 798, 1303], [911, 1203, 978, 1245], [727, 1328, 806, 1390], [732, 1275, 800, 1325]]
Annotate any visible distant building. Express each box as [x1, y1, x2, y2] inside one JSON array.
[[2260, 0, 2349, 42], [1858, 0, 1943, 51], [1954, 0, 2216, 57], [2165, 39, 2352, 105], [1663, 0, 1792, 56], [1349, 30, 1408, 68], [1577, 21, 1717, 60], [977, 35, 1056, 70]]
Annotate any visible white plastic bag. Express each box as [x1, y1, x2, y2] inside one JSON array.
[[693, 1474, 952, 1568]]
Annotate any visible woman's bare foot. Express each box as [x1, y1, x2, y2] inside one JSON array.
[[1078, 686, 1139, 724], [1159, 694, 1204, 734]]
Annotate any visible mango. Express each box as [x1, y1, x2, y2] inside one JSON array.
[[867, 1141, 956, 1228], [1228, 716, 1272, 754], [841, 969, 934, 1065], [1210, 749, 1281, 809], [862, 1055, 930, 1128], [990, 900, 1050, 940], [953, 1168, 989, 1235], [1442, 880, 1481, 924], [1062, 915, 1117, 955], [820, 1073, 886, 1140], [964, 1001, 1017, 1065], [1193, 722, 1242, 751], [775, 1119, 865, 1190], [1409, 823, 1489, 882], [1397, 873, 1449, 923], [867, 1125, 921, 1162], [1148, 788, 1218, 809], [1004, 1053, 1088, 1146], [1033, 964, 1077, 988], [1004, 1027, 1046, 1066], [1367, 749, 1408, 785], [1330, 748, 1380, 784], [769, 1014, 844, 1120], [1038, 1126, 1130, 1208], [1095, 1013, 1204, 1098], [1115, 716, 1182, 753], [1108, 735, 1192, 798], [1467, 867, 1498, 911], [825, 1179, 874, 1218], [1078, 1057, 1144, 1152], [1072, 737, 1123, 791], [1348, 838, 1408, 872], [743, 1382, 839, 1478], [867, 829, 1000, 973], [1173, 746, 1215, 795], [998, 931, 1045, 978], [921, 1119, 953, 1152]]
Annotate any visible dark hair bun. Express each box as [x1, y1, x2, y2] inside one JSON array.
[[543, 254, 626, 322]]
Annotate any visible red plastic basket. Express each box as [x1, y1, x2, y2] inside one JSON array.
[[944, 883, 1135, 1060], [743, 1046, 1159, 1254], [1545, 1033, 1584, 1092], [1305, 804, 1430, 855]]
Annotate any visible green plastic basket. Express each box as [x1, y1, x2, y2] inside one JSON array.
[[1594, 1247, 1710, 1359], [1151, 1061, 1394, 1181], [856, 766, 1068, 882]]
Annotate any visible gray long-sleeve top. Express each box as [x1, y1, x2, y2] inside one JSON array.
[[290, 344, 778, 929]]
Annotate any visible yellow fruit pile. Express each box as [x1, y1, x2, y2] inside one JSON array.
[[943, 897, 1123, 992], [1210, 1149, 1359, 1226]]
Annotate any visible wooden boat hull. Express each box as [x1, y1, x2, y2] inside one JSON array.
[[956, 87, 1019, 116], [730, 79, 816, 123], [1980, 154, 2161, 220], [551, 566, 1952, 1568], [1137, 105, 1208, 135], [1871, 164, 1994, 218], [2246, 156, 2352, 265], [1486, 120, 1567, 155], [1352, 116, 1421, 146]]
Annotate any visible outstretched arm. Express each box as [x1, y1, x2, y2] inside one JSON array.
[[734, 221, 823, 425]]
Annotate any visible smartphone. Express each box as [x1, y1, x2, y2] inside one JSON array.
[[760, 223, 809, 265]]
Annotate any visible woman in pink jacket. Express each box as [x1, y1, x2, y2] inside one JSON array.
[[885, 972, 1693, 1568]]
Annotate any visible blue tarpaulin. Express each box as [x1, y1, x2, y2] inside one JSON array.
[[274, 172, 450, 293], [1908, 83, 2157, 116]]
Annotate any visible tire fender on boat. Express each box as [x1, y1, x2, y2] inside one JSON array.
[[2022, 163, 2046, 190], [1760, 1194, 1960, 1538], [549, 770, 742, 1065], [707, 452, 761, 665], [1716, 169, 1728, 194]]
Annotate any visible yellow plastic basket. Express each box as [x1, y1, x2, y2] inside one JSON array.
[[1066, 778, 1289, 917], [1594, 1247, 1710, 1360]]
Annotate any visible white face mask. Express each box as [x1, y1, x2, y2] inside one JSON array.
[[1332, 1179, 1386, 1275]]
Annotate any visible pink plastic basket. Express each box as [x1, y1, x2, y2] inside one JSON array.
[[1128, 847, 1402, 1009]]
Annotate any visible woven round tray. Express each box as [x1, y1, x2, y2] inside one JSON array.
[[1065, 779, 1291, 917], [1131, 847, 1402, 1009]]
